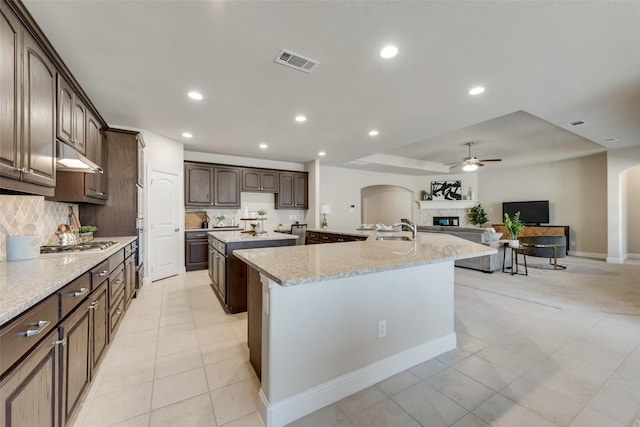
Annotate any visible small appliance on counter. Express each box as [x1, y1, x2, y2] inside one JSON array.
[[202, 214, 210, 229]]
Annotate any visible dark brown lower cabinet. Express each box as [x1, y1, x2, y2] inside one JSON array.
[[0, 328, 61, 427], [186, 231, 209, 271], [60, 300, 91, 426], [247, 266, 262, 379], [0, 245, 133, 427], [90, 281, 109, 372]]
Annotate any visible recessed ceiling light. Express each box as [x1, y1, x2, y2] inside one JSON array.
[[182, 132, 193, 138], [295, 115, 307, 122], [318, 151, 326, 156], [380, 45, 398, 59], [187, 91, 203, 100], [369, 130, 379, 136], [468, 86, 485, 95], [259, 143, 268, 149]]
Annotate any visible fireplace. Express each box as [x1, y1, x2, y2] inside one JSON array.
[[433, 216, 459, 226]]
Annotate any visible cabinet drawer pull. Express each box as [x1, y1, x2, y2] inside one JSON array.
[[24, 320, 51, 337], [115, 308, 123, 315], [114, 279, 123, 285], [53, 339, 65, 346], [73, 287, 88, 297], [96, 191, 105, 195], [195, 233, 205, 237], [89, 301, 99, 310], [97, 270, 108, 277]]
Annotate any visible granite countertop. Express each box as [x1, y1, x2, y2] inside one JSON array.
[[0, 236, 136, 326], [208, 230, 298, 243], [234, 231, 496, 287], [185, 226, 241, 232]]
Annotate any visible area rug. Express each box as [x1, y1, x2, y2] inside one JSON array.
[[454, 256, 640, 315]]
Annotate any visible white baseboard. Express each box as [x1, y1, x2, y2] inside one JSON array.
[[627, 253, 640, 260], [568, 251, 607, 259], [606, 256, 625, 264], [258, 333, 456, 427]]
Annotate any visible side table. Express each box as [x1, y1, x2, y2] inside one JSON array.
[[502, 241, 528, 276]]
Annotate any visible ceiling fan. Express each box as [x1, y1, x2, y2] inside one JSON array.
[[448, 142, 502, 171]]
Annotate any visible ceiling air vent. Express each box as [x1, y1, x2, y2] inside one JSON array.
[[569, 120, 587, 127], [274, 49, 319, 73]]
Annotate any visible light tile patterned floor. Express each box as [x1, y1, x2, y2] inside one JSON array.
[[70, 269, 640, 427]]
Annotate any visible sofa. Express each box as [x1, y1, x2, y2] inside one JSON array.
[[417, 225, 505, 273]]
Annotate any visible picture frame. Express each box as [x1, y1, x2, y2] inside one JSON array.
[[431, 180, 462, 200]]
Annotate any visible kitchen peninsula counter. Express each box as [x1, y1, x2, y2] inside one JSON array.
[[0, 236, 136, 325], [234, 231, 495, 427], [235, 231, 495, 286]]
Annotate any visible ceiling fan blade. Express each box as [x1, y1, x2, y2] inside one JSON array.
[[478, 158, 502, 162]]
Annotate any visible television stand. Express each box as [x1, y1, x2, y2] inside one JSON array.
[[492, 224, 570, 251]]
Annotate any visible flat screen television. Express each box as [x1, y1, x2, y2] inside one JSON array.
[[502, 200, 550, 225]]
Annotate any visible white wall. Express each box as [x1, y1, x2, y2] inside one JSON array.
[[478, 153, 608, 257], [184, 150, 305, 172], [607, 146, 640, 263], [319, 166, 419, 230], [624, 165, 640, 257]]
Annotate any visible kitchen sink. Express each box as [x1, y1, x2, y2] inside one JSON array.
[[376, 236, 413, 241]]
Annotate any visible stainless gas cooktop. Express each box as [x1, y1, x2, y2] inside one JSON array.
[[40, 241, 117, 254]]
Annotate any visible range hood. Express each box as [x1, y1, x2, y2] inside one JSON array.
[[56, 140, 103, 173]]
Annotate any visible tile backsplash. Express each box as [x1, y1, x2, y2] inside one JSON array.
[[0, 195, 79, 261]]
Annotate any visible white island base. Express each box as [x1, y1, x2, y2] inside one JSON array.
[[256, 261, 456, 427]]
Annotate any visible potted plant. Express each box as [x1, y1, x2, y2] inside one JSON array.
[[504, 211, 525, 247], [216, 215, 226, 227], [257, 209, 267, 218], [77, 225, 97, 242], [468, 204, 488, 227]]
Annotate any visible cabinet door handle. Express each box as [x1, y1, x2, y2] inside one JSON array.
[[52, 339, 66, 346], [73, 287, 88, 297], [97, 270, 108, 277], [89, 301, 99, 310], [24, 320, 51, 337], [116, 308, 123, 315], [114, 279, 123, 285], [96, 192, 105, 195]]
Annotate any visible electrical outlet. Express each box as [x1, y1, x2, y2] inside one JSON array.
[[378, 320, 387, 338]]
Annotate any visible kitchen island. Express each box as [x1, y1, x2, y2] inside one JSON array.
[[207, 231, 298, 313], [234, 231, 496, 427]]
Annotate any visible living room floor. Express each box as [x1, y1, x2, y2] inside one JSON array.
[[70, 268, 640, 427]]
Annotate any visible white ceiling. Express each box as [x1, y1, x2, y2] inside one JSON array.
[[24, 1, 640, 175]]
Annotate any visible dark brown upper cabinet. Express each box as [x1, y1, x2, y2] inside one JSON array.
[[185, 162, 241, 208], [57, 75, 87, 155], [214, 166, 241, 208], [276, 171, 308, 209], [185, 162, 215, 206], [0, 3, 57, 196], [241, 168, 278, 193]]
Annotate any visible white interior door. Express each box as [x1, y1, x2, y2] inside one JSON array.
[[148, 168, 180, 281]]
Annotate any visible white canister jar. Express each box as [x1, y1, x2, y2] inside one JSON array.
[[6, 235, 40, 261]]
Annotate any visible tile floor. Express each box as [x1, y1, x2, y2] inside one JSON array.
[[70, 269, 640, 427]]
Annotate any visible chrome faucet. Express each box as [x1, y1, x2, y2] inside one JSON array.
[[392, 220, 418, 239]]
